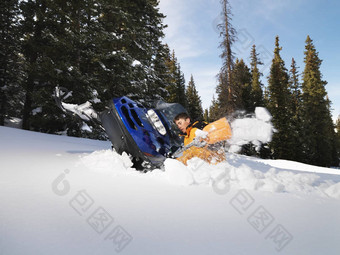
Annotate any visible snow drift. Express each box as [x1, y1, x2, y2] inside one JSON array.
[[79, 149, 340, 199], [1, 126, 340, 255]]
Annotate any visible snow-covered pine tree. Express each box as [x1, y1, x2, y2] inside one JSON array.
[[20, 0, 100, 136], [20, 0, 57, 131], [267, 36, 295, 160], [55, 0, 107, 138], [146, 43, 172, 105], [0, 0, 23, 126], [185, 75, 203, 121], [19, 0, 169, 138], [301, 36, 337, 167], [141, 0, 169, 104], [102, 0, 167, 105]]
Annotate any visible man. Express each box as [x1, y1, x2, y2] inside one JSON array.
[[173, 112, 226, 165]]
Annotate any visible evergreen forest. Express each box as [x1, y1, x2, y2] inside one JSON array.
[[1, 0, 339, 167]]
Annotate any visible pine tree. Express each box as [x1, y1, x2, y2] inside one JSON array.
[[231, 59, 252, 112], [335, 116, 340, 166], [263, 86, 270, 107], [186, 75, 203, 121], [216, 0, 237, 116], [203, 109, 209, 122], [289, 58, 302, 117], [20, 0, 53, 131], [147, 43, 172, 103], [249, 45, 264, 111], [0, 0, 23, 125], [105, 0, 168, 104], [209, 96, 220, 121], [288, 58, 304, 162], [89, 0, 167, 107], [336, 117, 340, 138], [164, 50, 186, 106], [231, 58, 257, 156], [55, 0, 106, 138], [20, 0, 99, 135], [301, 35, 337, 166], [164, 50, 178, 103], [19, 0, 169, 138], [267, 36, 294, 160], [175, 63, 187, 107]]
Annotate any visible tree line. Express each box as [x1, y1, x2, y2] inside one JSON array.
[[1, 0, 338, 167], [1, 0, 203, 138], [208, 0, 339, 167]]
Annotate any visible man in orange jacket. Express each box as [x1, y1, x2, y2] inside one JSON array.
[[173, 113, 226, 165]]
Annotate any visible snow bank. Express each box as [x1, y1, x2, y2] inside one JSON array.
[[78, 149, 340, 199], [164, 159, 195, 185], [79, 150, 134, 175], [2, 126, 340, 255], [163, 156, 340, 198], [324, 182, 340, 199]]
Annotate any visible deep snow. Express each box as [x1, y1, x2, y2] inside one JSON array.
[[1, 126, 340, 255]]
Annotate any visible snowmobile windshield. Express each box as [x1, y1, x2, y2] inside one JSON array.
[[153, 100, 186, 148], [153, 100, 187, 125]]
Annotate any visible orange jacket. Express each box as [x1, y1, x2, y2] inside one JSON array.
[[182, 121, 206, 146], [177, 121, 225, 165]]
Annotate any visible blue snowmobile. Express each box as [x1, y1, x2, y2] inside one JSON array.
[[54, 87, 185, 169]]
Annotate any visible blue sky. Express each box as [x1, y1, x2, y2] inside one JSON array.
[[158, 0, 340, 121]]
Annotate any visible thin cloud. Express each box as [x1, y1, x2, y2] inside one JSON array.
[[159, 0, 216, 60], [255, 0, 306, 21]]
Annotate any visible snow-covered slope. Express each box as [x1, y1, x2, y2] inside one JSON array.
[[1, 126, 340, 255]]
